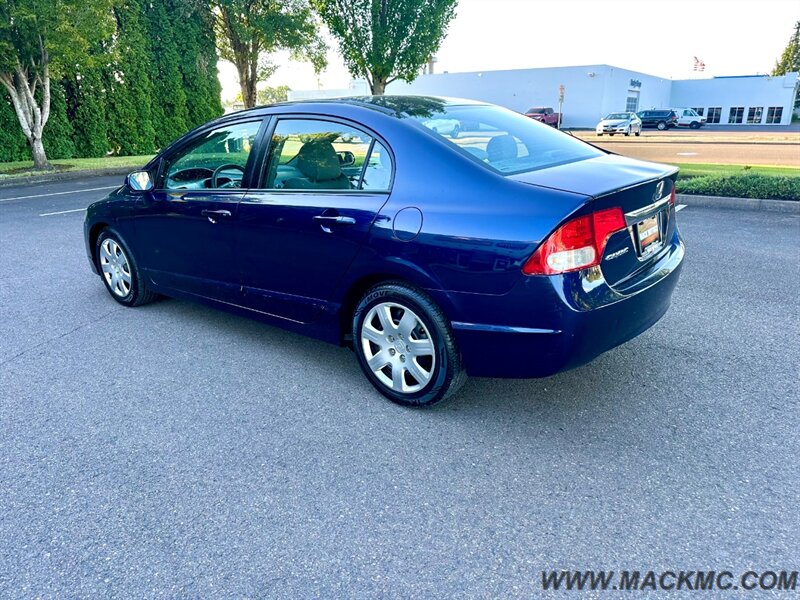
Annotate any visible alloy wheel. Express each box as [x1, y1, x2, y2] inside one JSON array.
[[99, 238, 132, 298], [360, 302, 436, 394]]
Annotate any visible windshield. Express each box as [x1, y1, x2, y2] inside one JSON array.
[[605, 113, 630, 120], [407, 104, 603, 175], [527, 108, 546, 113]]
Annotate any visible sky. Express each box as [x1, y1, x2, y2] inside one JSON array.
[[217, 0, 800, 102]]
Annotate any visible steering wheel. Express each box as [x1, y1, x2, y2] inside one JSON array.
[[211, 163, 246, 188]]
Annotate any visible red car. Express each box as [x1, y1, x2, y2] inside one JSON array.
[[524, 106, 561, 127]]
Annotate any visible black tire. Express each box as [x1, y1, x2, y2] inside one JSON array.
[[95, 228, 158, 307], [352, 282, 466, 407], [635, 128, 641, 136], [656, 121, 667, 131], [609, 132, 615, 136], [689, 121, 700, 129], [624, 127, 630, 136]]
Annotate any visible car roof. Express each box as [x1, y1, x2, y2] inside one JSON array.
[[226, 95, 490, 120]]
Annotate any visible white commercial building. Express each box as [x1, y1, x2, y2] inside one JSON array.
[[289, 64, 799, 128]]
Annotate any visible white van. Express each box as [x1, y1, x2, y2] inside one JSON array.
[[673, 108, 707, 129]]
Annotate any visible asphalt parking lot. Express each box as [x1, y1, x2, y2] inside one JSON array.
[[1, 177, 799, 597]]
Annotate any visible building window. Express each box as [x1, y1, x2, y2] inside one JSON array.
[[625, 90, 640, 113], [706, 107, 722, 124], [747, 107, 763, 124], [691, 107, 704, 116], [728, 107, 744, 124], [766, 107, 783, 124]]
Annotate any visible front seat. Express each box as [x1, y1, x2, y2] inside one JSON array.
[[284, 140, 352, 190], [486, 134, 518, 164]]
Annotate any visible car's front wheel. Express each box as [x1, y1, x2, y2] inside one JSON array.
[[352, 282, 466, 407], [95, 229, 158, 307]]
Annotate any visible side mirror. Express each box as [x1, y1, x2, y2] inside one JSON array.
[[127, 170, 153, 192]]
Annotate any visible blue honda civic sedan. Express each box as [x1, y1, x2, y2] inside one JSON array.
[[84, 96, 684, 406]]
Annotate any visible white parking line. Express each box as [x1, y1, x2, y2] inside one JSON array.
[[0, 185, 118, 203], [676, 204, 687, 212], [39, 208, 86, 217]]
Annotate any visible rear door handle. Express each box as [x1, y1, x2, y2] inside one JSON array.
[[201, 209, 231, 223], [312, 215, 356, 226], [313, 215, 356, 232]]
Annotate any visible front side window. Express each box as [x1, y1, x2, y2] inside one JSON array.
[[164, 120, 261, 190], [263, 119, 391, 191], [408, 103, 603, 175], [728, 107, 744, 124]]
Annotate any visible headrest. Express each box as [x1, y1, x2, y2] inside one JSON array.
[[296, 140, 342, 182], [486, 134, 518, 163]]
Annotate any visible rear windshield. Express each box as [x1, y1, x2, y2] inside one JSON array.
[[409, 104, 603, 175]]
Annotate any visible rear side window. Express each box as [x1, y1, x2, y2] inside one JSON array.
[[262, 119, 391, 191], [410, 104, 602, 175]]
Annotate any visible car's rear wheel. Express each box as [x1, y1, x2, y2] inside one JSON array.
[[352, 282, 466, 407], [656, 121, 667, 131], [95, 229, 158, 307]]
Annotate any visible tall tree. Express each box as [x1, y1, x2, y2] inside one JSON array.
[[170, 0, 223, 128], [773, 21, 800, 76], [312, 0, 457, 95], [63, 62, 109, 158], [147, 0, 189, 148], [0, 0, 115, 168], [106, 0, 156, 155], [211, 0, 327, 108]]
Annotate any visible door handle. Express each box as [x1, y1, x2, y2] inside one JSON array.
[[312, 215, 356, 225], [201, 209, 231, 223]]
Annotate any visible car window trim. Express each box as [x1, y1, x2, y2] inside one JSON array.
[[155, 117, 268, 192], [253, 113, 395, 193]]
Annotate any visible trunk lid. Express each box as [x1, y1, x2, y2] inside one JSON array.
[[512, 154, 679, 288]]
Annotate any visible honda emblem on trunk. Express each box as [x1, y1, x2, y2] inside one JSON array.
[[654, 181, 665, 201]]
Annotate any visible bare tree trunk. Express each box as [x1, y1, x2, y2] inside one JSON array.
[[30, 136, 49, 170], [0, 43, 52, 170], [370, 78, 387, 95], [241, 52, 258, 108]]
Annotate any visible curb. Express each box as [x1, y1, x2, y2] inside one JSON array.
[[0, 167, 134, 189], [676, 194, 799, 214]]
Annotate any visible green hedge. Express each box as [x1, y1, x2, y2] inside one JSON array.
[[676, 174, 800, 201]]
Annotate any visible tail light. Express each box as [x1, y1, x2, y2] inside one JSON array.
[[668, 187, 675, 206], [522, 207, 627, 275]]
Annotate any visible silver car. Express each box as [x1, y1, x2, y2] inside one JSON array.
[[595, 112, 642, 136]]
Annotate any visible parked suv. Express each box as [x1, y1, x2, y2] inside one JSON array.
[[637, 109, 679, 130]]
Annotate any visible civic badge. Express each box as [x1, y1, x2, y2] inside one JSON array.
[[654, 180, 665, 201]]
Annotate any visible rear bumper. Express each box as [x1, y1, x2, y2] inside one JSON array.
[[437, 233, 685, 378]]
